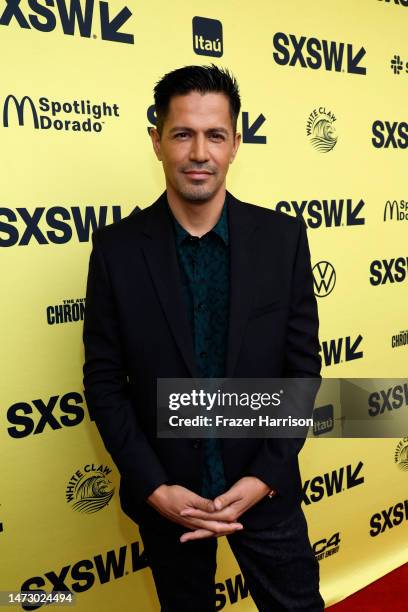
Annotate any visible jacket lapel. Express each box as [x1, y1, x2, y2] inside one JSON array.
[[139, 190, 260, 380], [225, 192, 260, 377], [140, 192, 198, 378]]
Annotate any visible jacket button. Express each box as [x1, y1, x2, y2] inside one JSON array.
[[193, 439, 201, 449]]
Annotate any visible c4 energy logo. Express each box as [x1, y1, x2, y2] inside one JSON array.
[[272, 32, 366, 75], [0, 0, 134, 44], [192, 16, 223, 57], [321, 335, 363, 366], [302, 461, 364, 505], [312, 532, 341, 561], [2, 94, 120, 133], [307, 107, 337, 152], [383, 200, 408, 221], [66, 464, 114, 513], [276, 199, 365, 228], [395, 438, 408, 471], [313, 261, 336, 297], [369, 257, 408, 285], [372, 120, 408, 148]]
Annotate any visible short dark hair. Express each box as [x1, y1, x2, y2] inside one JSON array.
[[153, 64, 241, 136]]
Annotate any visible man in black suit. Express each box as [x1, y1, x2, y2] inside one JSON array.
[[83, 65, 324, 611]]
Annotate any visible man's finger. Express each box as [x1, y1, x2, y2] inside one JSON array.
[[180, 523, 243, 543], [190, 518, 244, 533], [213, 489, 240, 511], [189, 495, 216, 512], [180, 528, 213, 542], [180, 506, 239, 522]]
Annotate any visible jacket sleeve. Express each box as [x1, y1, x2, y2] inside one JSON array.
[[243, 219, 321, 492], [83, 231, 169, 504]]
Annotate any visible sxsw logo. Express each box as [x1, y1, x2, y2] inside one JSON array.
[[273, 32, 366, 75], [369, 257, 408, 285], [302, 461, 364, 505], [372, 121, 408, 148], [7, 391, 91, 438], [193, 16, 222, 57], [313, 404, 334, 436], [0, 0, 134, 44], [0, 205, 127, 247], [379, 0, 408, 7], [276, 199, 365, 228], [368, 383, 408, 417], [20, 541, 148, 609], [370, 499, 408, 538], [321, 335, 364, 366]]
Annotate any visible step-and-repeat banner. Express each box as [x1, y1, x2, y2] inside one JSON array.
[[1, 0, 407, 609]]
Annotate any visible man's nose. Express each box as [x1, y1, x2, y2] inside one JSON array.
[[189, 135, 209, 163]]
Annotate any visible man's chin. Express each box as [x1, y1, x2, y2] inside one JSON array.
[[177, 184, 219, 203]]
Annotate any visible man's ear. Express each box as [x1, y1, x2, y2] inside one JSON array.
[[150, 127, 162, 161], [230, 132, 241, 163]]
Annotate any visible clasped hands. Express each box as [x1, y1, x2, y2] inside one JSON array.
[[147, 476, 270, 543]]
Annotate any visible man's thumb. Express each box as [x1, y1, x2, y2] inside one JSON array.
[[195, 495, 215, 511], [213, 494, 228, 511]]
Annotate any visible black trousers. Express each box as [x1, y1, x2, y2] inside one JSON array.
[[138, 506, 325, 612]]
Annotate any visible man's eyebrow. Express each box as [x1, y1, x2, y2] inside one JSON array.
[[168, 126, 230, 135]]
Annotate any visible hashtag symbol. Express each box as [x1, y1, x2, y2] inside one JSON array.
[[391, 55, 403, 75]]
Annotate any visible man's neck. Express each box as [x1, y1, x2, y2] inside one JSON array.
[[166, 185, 227, 237]]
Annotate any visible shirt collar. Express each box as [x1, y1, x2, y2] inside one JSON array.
[[169, 194, 229, 246]]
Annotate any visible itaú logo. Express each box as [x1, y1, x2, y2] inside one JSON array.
[[2, 94, 119, 132]]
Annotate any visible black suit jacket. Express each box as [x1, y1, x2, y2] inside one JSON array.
[[83, 191, 321, 529]]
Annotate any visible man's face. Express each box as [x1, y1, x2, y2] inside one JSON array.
[[151, 91, 241, 203]]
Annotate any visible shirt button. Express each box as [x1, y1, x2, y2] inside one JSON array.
[[196, 302, 206, 312], [200, 351, 208, 359]]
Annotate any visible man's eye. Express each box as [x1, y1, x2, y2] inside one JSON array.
[[175, 132, 189, 139], [210, 133, 225, 141]]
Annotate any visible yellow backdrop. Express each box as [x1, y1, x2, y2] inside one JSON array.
[[1, 0, 407, 609]]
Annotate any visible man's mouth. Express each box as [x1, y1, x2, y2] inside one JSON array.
[[183, 170, 213, 180]]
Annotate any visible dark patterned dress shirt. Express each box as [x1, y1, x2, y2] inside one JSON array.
[[169, 198, 229, 498]]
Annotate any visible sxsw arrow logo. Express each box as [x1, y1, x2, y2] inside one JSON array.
[[242, 112, 266, 144], [100, 2, 133, 43], [348, 46, 366, 75], [0, 0, 134, 45], [321, 334, 364, 366], [303, 462, 364, 505], [273, 32, 366, 75]]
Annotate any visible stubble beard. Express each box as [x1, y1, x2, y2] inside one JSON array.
[[176, 174, 221, 204]]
